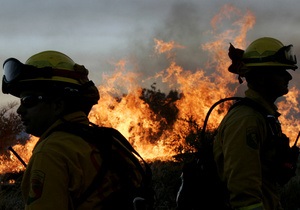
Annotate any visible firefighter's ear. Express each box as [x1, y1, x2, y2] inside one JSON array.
[[51, 97, 66, 117]]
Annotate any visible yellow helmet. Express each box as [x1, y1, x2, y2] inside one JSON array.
[[23, 50, 88, 85], [228, 37, 297, 80], [26, 50, 75, 69], [2, 50, 99, 106], [243, 37, 297, 69]]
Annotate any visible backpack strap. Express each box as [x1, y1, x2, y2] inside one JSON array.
[[229, 98, 285, 138], [219, 97, 299, 185], [50, 122, 110, 207], [52, 121, 153, 208], [200, 97, 243, 148], [94, 123, 152, 182], [228, 97, 270, 116], [74, 148, 109, 207], [99, 125, 155, 208]]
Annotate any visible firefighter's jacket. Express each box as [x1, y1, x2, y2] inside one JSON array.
[[214, 89, 288, 210], [21, 111, 141, 210]]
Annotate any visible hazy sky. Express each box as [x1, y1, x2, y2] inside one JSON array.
[[1, 0, 300, 105]]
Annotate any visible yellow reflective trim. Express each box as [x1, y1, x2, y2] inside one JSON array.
[[244, 61, 296, 69], [21, 76, 81, 85], [238, 202, 264, 210]]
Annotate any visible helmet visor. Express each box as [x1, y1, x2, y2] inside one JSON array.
[[3, 58, 55, 84], [2, 57, 92, 95], [3, 58, 25, 83], [3, 58, 86, 85], [243, 44, 297, 66], [276, 45, 297, 65]]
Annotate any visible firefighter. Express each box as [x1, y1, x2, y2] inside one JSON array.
[[1, 51, 142, 209], [213, 37, 299, 210]]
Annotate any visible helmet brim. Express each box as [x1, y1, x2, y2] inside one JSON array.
[[244, 62, 297, 70]]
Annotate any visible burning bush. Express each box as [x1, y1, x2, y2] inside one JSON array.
[[0, 102, 28, 156], [1, 82, 300, 209]]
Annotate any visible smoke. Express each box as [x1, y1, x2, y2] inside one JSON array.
[[112, 2, 254, 93], [1, 1, 300, 105], [125, 2, 210, 78]]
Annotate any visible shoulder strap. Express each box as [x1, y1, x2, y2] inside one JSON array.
[[228, 97, 270, 116], [53, 121, 152, 208], [74, 150, 109, 207], [91, 123, 152, 183], [229, 98, 284, 137], [199, 96, 276, 150], [200, 97, 243, 148], [51, 122, 111, 207]]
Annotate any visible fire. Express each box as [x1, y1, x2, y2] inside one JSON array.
[[154, 39, 185, 59], [0, 137, 37, 173], [277, 87, 300, 143], [1, 4, 299, 174]]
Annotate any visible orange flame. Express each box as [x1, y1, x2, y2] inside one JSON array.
[[0, 137, 37, 173], [1, 4, 299, 174]]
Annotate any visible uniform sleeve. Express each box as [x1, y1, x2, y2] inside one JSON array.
[[24, 150, 72, 210], [222, 114, 266, 208]]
